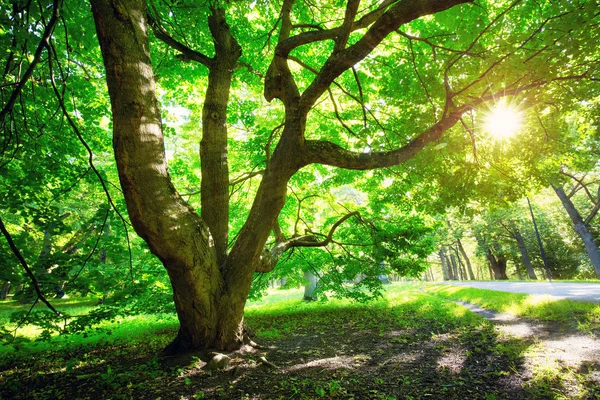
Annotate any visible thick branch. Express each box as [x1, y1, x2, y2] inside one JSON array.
[[299, 0, 471, 110], [333, 0, 361, 54], [275, 0, 397, 56], [303, 108, 465, 169], [264, 0, 300, 104], [200, 7, 242, 266]]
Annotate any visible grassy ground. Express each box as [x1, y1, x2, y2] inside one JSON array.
[[0, 283, 599, 399], [425, 284, 600, 335]]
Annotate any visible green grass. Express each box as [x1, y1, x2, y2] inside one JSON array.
[[1, 283, 598, 399], [425, 284, 600, 334]]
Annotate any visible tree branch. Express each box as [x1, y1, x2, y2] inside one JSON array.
[[303, 107, 465, 169], [275, 0, 397, 56], [333, 0, 361, 54], [0, 215, 67, 320], [0, 0, 61, 123], [147, 12, 213, 67], [299, 0, 471, 111], [255, 211, 361, 273]]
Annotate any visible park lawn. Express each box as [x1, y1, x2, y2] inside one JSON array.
[[0, 283, 597, 399], [425, 284, 600, 335]]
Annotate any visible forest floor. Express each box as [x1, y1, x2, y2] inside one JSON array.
[[1, 284, 600, 399]]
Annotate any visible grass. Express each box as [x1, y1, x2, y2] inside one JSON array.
[[425, 284, 600, 335], [1, 283, 599, 399]]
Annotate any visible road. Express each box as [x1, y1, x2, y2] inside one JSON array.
[[437, 281, 600, 303]]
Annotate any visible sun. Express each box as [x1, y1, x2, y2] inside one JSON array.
[[483, 100, 523, 139]]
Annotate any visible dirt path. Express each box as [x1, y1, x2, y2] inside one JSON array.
[[439, 281, 600, 303], [457, 300, 600, 394]]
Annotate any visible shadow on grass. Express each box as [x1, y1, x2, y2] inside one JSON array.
[[1, 288, 599, 399]]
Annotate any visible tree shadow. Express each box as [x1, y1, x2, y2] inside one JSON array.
[[1, 295, 600, 399]]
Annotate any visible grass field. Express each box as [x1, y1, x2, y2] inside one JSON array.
[[0, 283, 599, 399]]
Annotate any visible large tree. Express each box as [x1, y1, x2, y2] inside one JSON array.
[[2, 0, 598, 352], [90, 0, 598, 352]]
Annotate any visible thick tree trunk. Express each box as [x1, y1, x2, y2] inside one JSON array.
[[553, 184, 600, 279], [456, 239, 475, 280], [200, 9, 241, 267], [91, 0, 237, 352], [303, 270, 318, 301], [91, 0, 472, 354], [486, 249, 508, 280], [514, 229, 537, 280]]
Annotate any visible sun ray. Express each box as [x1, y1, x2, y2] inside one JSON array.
[[483, 99, 523, 139]]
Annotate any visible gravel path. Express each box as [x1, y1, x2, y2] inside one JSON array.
[[438, 281, 600, 303], [456, 300, 600, 395]]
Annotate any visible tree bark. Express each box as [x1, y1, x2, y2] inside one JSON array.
[[91, 0, 231, 352], [0, 281, 10, 300], [303, 270, 318, 301], [449, 252, 460, 280], [91, 0, 472, 354], [439, 248, 450, 280], [486, 248, 508, 280], [200, 9, 241, 267], [456, 239, 475, 280], [514, 228, 537, 280], [527, 196, 552, 280], [552, 184, 600, 279]]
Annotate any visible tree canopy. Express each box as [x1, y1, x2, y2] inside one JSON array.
[[0, 0, 599, 352]]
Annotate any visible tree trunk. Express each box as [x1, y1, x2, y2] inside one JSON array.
[[552, 184, 600, 279], [449, 252, 460, 280], [486, 249, 508, 280], [514, 228, 537, 280], [527, 196, 552, 280], [200, 8, 241, 267], [92, 0, 237, 352], [456, 239, 475, 280], [454, 246, 468, 281], [303, 270, 318, 301], [515, 263, 524, 280], [91, 0, 471, 354], [0, 281, 10, 300], [439, 248, 450, 280]]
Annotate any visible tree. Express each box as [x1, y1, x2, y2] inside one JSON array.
[[90, 0, 600, 352], [552, 172, 600, 279], [2, 0, 598, 352]]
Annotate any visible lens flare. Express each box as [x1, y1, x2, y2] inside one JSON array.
[[483, 100, 522, 139]]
